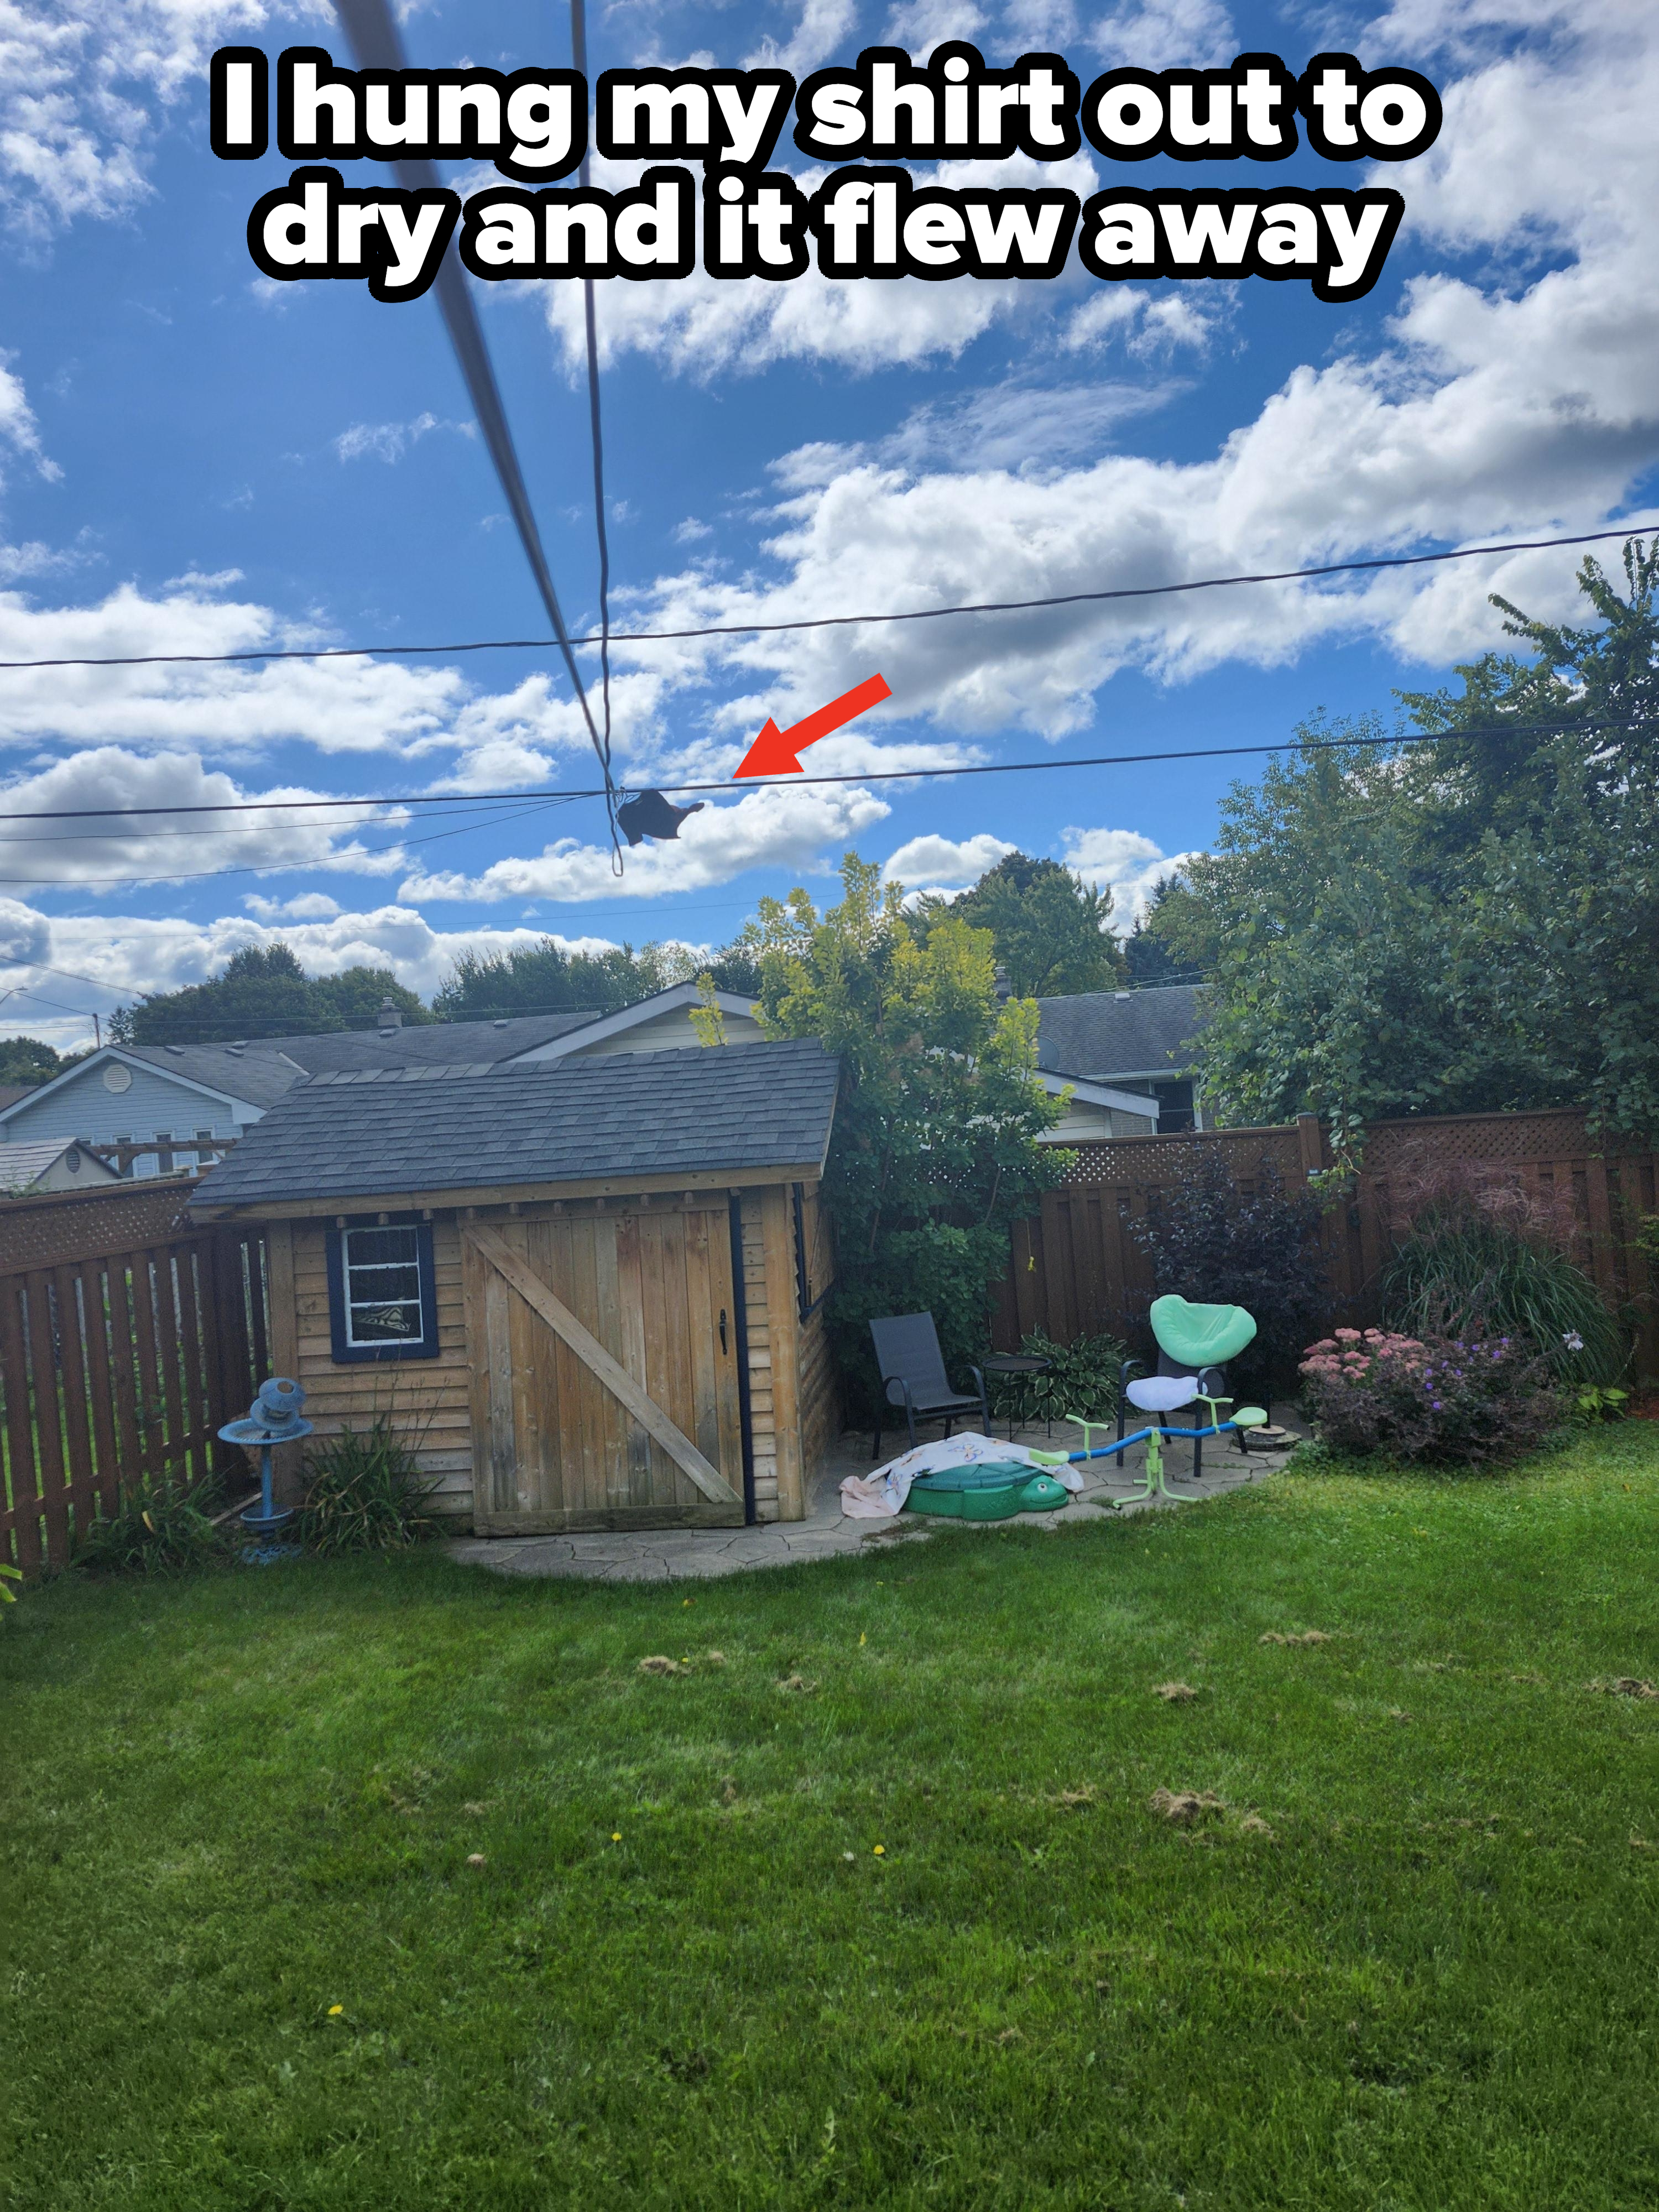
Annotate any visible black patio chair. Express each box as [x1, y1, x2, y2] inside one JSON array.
[[868, 1313, 990, 1459]]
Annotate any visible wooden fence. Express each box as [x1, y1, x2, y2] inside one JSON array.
[[995, 1109, 1659, 1374], [0, 1180, 269, 1580]]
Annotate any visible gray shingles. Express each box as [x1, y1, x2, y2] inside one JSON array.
[[189, 1041, 840, 1211], [1034, 984, 1207, 1081], [124, 1009, 603, 1110]]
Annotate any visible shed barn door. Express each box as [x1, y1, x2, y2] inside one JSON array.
[[465, 1209, 746, 1533]]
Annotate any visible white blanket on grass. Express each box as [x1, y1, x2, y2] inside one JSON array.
[[838, 1431, 1083, 1519]]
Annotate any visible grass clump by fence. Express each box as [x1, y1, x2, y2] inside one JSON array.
[[294, 1417, 440, 1553], [1382, 1198, 1629, 1388], [74, 1466, 227, 1576]]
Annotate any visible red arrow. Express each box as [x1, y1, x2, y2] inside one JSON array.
[[733, 672, 893, 778]]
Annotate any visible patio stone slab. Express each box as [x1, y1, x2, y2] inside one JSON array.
[[445, 1418, 1304, 1585]]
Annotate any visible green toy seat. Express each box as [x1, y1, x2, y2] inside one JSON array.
[[1150, 1295, 1258, 1371]]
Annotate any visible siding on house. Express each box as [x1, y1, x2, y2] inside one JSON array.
[[528, 1005, 770, 1060], [1043, 1097, 1157, 1141], [0, 1059, 245, 1165]]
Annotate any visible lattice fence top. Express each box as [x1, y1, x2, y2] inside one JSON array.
[[1060, 1127, 1302, 1187], [1363, 1109, 1606, 1171], [0, 1176, 211, 1275]]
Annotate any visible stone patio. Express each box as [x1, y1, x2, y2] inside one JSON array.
[[445, 1413, 1303, 1585]]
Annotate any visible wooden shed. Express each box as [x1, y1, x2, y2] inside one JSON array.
[[188, 1041, 841, 1531]]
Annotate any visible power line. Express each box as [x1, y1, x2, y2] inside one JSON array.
[[0, 796, 577, 889], [0, 715, 1641, 829], [0, 524, 1647, 674], [330, 0, 622, 855]]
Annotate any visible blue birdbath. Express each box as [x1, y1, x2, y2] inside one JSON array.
[[219, 1378, 312, 1563]]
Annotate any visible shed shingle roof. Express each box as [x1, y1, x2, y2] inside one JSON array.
[[189, 1040, 841, 1211], [1034, 984, 1207, 1082]]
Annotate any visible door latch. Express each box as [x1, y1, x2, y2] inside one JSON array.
[[719, 1307, 728, 1353]]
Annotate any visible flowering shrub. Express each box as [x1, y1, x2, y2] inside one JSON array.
[[1298, 1327, 1562, 1467]]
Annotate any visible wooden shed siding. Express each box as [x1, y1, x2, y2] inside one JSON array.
[[738, 1192, 780, 1518], [263, 1185, 825, 1529], [797, 1291, 837, 1487], [290, 1216, 476, 1517]]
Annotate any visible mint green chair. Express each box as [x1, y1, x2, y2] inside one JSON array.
[[1150, 1295, 1258, 1371]]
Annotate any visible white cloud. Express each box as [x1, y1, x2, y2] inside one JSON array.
[[880, 379, 1182, 474], [881, 831, 1016, 887], [607, 0, 1659, 739], [0, 582, 471, 757], [1086, 0, 1235, 69], [0, 356, 59, 483], [537, 149, 1103, 380], [332, 413, 473, 465], [882, 1, 986, 56], [747, 0, 859, 75], [401, 782, 893, 904], [0, 748, 406, 891], [1060, 827, 1198, 929], [242, 892, 342, 921], [0, 0, 279, 241], [162, 567, 244, 591]]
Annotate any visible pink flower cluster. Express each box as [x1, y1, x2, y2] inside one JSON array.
[[1296, 1322, 1558, 1466], [1300, 1327, 1427, 1387]]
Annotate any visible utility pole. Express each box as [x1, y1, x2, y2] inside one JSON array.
[[93, 1012, 101, 1048]]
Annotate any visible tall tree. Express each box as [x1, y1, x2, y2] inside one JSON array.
[[1168, 541, 1659, 1139], [111, 946, 431, 1045], [430, 939, 685, 1022], [0, 1036, 66, 1088], [920, 852, 1123, 997], [747, 854, 1066, 1392], [1122, 877, 1208, 987]]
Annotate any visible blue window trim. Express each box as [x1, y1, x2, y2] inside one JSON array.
[[325, 1217, 441, 1363]]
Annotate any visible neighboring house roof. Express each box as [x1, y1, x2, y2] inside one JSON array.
[[1033, 984, 1207, 1083], [190, 1040, 842, 1212], [505, 982, 763, 1062], [1036, 1071, 1162, 1117], [0, 1138, 121, 1192], [0, 1083, 34, 1112], [0, 1012, 608, 1133]]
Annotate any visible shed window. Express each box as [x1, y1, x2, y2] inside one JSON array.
[[326, 1220, 440, 1362]]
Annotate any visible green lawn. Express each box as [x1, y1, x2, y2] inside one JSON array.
[[4, 1429, 1659, 2212]]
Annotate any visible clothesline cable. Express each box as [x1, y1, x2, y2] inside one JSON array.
[[0, 714, 1642, 826], [568, 0, 619, 865], [330, 0, 622, 856], [0, 796, 578, 888], [0, 524, 1648, 674]]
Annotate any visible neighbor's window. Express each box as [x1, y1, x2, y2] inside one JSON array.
[[326, 1219, 440, 1362]]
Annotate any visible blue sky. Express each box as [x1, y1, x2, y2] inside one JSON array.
[[0, 0, 1655, 1045]]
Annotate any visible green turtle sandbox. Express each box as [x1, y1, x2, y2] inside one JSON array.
[[902, 1463, 1071, 1521]]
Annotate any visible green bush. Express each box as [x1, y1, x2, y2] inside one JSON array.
[[1, 1561, 19, 1604], [828, 1221, 1009, 1425], [1381, 1204, 1626, 1388], [295, 1420, 440, 1554], [75, 1468, 227, 1576], [988, 1330, 1128, 1428], [1130, 1147, 1327, 1390]]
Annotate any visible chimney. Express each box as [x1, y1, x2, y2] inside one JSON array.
[[378, 995, 403, 1032]]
